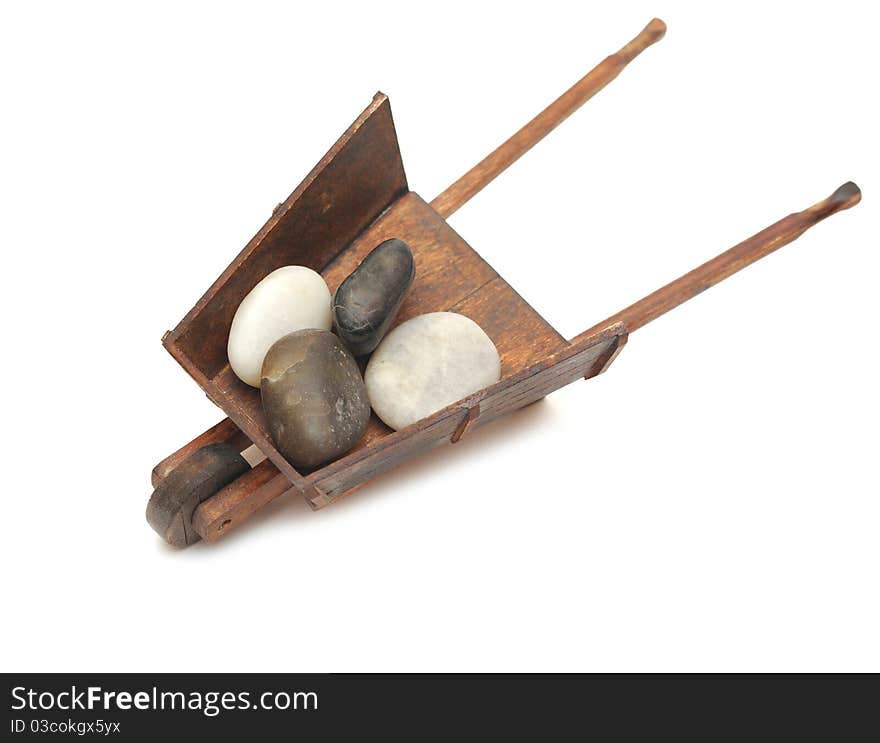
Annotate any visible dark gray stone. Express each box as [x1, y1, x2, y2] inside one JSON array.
[[332, 238, 415, 356], [261, 329, 370, 469]]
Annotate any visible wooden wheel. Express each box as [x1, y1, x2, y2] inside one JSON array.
[[146, 443, 249, 546]]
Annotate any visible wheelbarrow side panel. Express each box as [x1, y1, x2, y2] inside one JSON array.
[[306, 322, 627, 507]]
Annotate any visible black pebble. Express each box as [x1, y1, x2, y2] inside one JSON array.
[[332, 238, 415, 356]]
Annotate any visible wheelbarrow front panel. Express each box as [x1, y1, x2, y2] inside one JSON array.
[[163, 92, 407, 386]]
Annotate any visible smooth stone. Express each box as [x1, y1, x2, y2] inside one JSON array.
[[261, 329, 370, 469], [332, 238, 415, 356], [228, 266, 332, 387], [364, 312, 501, 431]]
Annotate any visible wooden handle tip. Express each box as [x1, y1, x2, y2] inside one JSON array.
[[830, 181, 861, 209], [620, 18, 667, 59], [644, 18, 667, 43]]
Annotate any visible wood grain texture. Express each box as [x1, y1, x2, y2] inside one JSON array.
[[430, 18, 666, 219], [202, 191, 571, 506], [306, 193, 576, 505]]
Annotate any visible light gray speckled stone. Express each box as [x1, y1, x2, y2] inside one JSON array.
[[364, 312, 501, 431]]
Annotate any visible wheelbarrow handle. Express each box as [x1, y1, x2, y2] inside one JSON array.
[[430, 18, 667, 219], [572, 182, 862, 344]]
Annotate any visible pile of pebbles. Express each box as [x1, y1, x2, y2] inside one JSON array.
[[227, 239, 500, 468]]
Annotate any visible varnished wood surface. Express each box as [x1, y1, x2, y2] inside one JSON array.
[[322, 192, 570, 449], [430, 18, 666, 219], [206, 191, 570, 501]]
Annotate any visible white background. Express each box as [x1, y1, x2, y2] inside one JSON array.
[[2, 1, 877, 672]]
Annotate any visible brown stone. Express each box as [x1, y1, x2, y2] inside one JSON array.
[[261, 330, 370, 469]]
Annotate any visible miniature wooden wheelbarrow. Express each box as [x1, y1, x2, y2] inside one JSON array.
[[147, 19, 861, 546]]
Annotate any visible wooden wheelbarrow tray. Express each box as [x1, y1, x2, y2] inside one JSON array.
[[148, 19, 861, 547]]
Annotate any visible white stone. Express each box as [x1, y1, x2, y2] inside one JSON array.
[[364, 312, 501, 431], [227, 266, 331, 387]]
